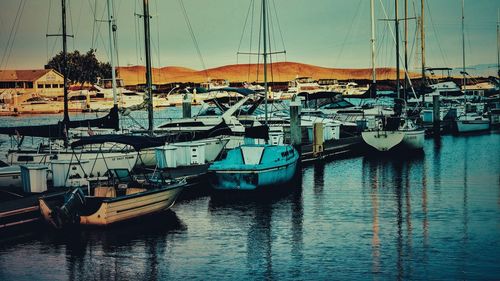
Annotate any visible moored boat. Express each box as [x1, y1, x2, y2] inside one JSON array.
[[208, 143, 299, 190], [39, 169, 186, 228], [456, 112, 490, 133]]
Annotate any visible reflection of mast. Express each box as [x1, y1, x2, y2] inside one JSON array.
[[394, 162, 404, 281], [370, 0, 377, 98], [370, 180, 380, 273]]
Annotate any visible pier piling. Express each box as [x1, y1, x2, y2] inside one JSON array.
[[289, 97, 302, 152], [313, 122, 324, 157], [433, 95, 440, 135], [182, 94, 191, 118]]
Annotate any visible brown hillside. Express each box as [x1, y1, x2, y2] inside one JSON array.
[[117, 62, 416, 85]]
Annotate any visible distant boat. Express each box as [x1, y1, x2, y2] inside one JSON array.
[[456, 112, 490, 133], [208, 142, 299, 191]]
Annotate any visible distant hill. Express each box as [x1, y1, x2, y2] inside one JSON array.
[[117, 62, 418, 85]]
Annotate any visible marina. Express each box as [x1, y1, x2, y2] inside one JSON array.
[[0, 0, 499, 280], [0, 132, 499, 280]]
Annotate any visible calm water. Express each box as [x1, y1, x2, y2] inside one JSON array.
[[0, 112, 499, 280]]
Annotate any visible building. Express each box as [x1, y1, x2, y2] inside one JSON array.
[[0, 69, 64, 97]]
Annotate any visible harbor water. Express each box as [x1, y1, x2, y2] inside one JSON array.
[[0, 112, 499, 280]]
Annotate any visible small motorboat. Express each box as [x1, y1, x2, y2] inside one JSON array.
[[208, 143, 299, 191], [39, 168, 186, 228]]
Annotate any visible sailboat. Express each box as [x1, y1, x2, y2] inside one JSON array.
[[208, 0, 299, 191], [455, 0, 490, 133], [38, 0, 187, 229], [0, 0, 122, 189], [361, 0, 424, 152]]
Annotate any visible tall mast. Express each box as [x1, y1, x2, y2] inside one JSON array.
[[262, 0, 268, 125], [497, 9, 499, 77], [61, 0, 69, 125], [143, 0, 154, 134], [395, 0, 400, 99], [421, 0, 426, 86], [404, 0, 408, 101], [106, 0, 117, 107], [370, 0, 377, 98], [461, 0, 466, 93]]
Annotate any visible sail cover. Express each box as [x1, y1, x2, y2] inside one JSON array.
[[0, 106, 119, 139]]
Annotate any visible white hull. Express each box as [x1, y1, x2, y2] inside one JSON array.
[[401, 129, 425, 150], [456, 120, 490, 133], [0, 166, 22, 188], [362, 130, 405, 151]]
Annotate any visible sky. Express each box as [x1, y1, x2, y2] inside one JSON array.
[[0, 0, 499, 76]]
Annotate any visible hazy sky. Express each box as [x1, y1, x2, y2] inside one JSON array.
[[0, 0, 498, 75]]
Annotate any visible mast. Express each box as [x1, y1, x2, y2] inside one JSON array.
[[497, 9, 499, 77], [461, 0, 466, 93], [61, 0, 69, 125], [421, 0, 425, 103], [262, 0, 268, 125], [404, 0, 408, 101], [143, 0, 154, 134], [106, 0, 117, 107], [370, 0, 377, 98], [395, 0, 400, 99]]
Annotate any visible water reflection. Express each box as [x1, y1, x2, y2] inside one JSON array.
[[208, 176, 303, 280], [46, 211, 184, 281], [362, 151, 426, 281]]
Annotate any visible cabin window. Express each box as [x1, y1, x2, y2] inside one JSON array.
[[17, 155, 34, 162], [59, 84, 64, 88], [25, 82, 33, 88], [52, 84, 59, 88]]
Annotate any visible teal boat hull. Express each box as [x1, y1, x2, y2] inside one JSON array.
[[208, 144, 299, 191]]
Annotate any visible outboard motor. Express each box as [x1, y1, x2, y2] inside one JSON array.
[[51, 188, 86, 229]]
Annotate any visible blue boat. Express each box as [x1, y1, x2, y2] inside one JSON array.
[[208, 144, 299, 191]]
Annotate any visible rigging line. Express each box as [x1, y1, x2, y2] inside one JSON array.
[[46, 0, 53, 62], [88, 0, 96, 49], [330, 0, 363, 78], [378, 0, 417, 98], [2, 0, 26, 70], [267, 0, 275, 84], [68, 0, 74, 50], [257, 0, 262, 82], [177, 0, 208, 79], [237, 0, 254, 55], [74, 0, 84, 49], [0, 0, 24, 69], [248, 0, 255, 82], [154, 0, 163, 83], [236, 0, 253, 80], [271, 0, 286, 54], [426, 0, 449, 67]]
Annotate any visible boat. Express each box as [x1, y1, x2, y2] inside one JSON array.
[[208, 0, 299, 191], [399, 118, 425, 150], [454, 2, 491, 134], [39, 168, 186, 228], [361, 116, 405, 151], [456, 112, 490, 133], [208, 143, 298, 190]]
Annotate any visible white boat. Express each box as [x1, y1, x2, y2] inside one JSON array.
[[456, 113, 490, 133], [362, 130, 405, 152], [0, 165, 22, 189], [400, 119, 425, 150]]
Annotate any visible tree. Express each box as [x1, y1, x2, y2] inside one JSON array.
[[45, 49, 112, 86]]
